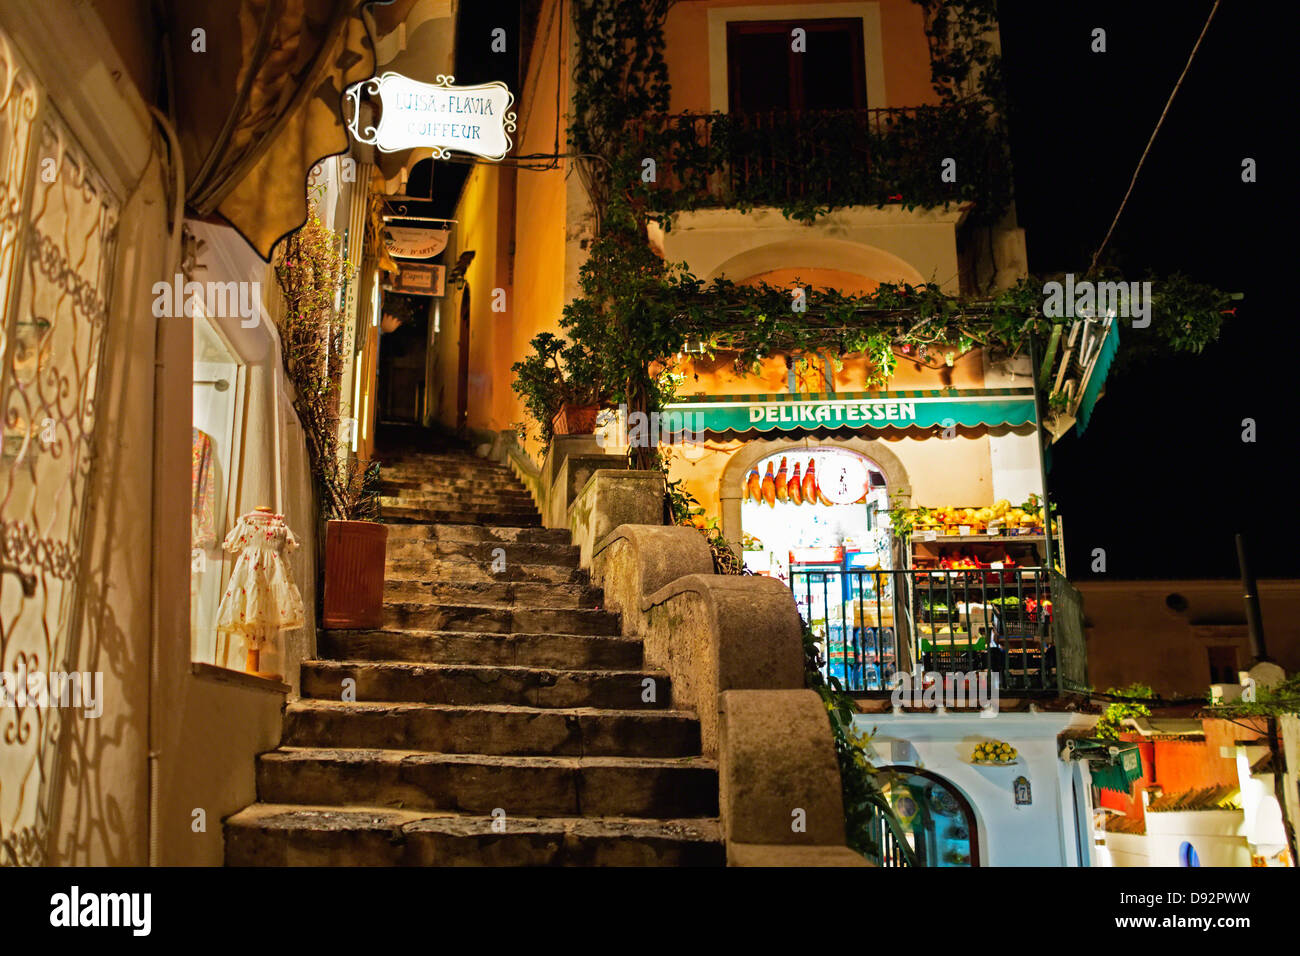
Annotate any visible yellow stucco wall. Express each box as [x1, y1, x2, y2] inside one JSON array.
[[438, 0, 568, 462]]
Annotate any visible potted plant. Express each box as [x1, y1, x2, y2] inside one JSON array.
[[274, 196, 388, 629], [321, 457, 387, 628], [511, 331, 608, 443]]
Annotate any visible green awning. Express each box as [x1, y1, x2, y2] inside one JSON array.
[[662, 388, 1037, 437], [1090, 745, 1144, 795], [1075, 322, 1119, 437]]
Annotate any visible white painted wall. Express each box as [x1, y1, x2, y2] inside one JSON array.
[[854, 711, 1096, 866], [981, 352, 1043, 506], [651, 205, 967, 293], [1104, 811, 1252, 868]]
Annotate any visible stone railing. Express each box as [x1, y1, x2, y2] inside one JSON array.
[[473, 430, 869, 865], [592, 521, 867, 867]]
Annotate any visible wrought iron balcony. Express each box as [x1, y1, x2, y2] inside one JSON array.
[[791, 565, 1087, 697], [627, 104, 1011, 223]]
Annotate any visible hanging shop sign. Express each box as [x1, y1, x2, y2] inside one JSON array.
[[383, 263, 445, 297], [383, 226, 449, 259], [664, 389, 1037, 436], [345, 73, 516, 160]]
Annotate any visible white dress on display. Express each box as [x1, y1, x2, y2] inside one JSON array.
[[215, 511, 306, 648]]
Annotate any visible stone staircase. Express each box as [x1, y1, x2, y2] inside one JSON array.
[[224, 443, 723, 866]]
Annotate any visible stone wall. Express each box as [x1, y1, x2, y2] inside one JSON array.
[[591, 521, 866, 866]]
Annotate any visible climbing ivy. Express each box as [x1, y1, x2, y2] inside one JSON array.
[[911, 0, 1006, 107], [531, 0, 1235, 455]]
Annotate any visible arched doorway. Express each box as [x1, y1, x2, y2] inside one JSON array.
[[455, 282, 470, 434], [729, 440, 906, 690], [877, 766, 981, 867], [737, 444, 892, 581], [718, 435, 911, 551]]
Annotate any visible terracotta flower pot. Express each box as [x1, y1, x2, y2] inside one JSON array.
[[323, 519, 388, 629], [551, 403, 599, 436]]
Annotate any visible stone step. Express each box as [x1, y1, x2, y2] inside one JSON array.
[[382, 475, 529, 489], [379, 489, 533, 504], [318, 629, 642, 669], [381, 474, 521, 490], [224, 805, 724, 866], [380, 601, 618, 634], [381, 494, 538, 512], [379, 509, 538, 530], [384, 523, 572, 546], [386, 540, 580, 571], [381, 497, 538, 514], [301, 660, 667, 709], [255, 748, 719, 818], [382, 462, 517, 480], [380, 473, 523, 489], [383, 580, 603, 609], [282, 700, 700, 757], [385, 560, 586, 585], [381, 507, 542, 527]]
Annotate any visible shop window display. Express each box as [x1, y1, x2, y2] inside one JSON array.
[[191, 316, 244, 668]]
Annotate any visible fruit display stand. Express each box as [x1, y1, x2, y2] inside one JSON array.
[[895, 499, 1062, 678]]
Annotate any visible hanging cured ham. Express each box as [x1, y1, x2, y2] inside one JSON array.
[[788, 462, 804, 505], [774, 457, 789, 502], [761, 462, 776, 507], [802, 458, 819, 504], [745, 466, 761, 502]]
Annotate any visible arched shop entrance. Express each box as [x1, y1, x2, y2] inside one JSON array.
[[876, 767, 980, 867], [722, 437, 912, 691], [718, 435, 912, 550], [739, 445, 891, 581]]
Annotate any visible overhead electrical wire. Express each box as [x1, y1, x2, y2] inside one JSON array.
[[1087, 0, 1221, 274]]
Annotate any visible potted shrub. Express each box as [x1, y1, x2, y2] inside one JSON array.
[[321, 458, 387, 628], [511, 331, 608, 443], [274, 196, 388, 629]]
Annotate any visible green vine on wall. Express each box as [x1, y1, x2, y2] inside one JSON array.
[[542, 0, 1236, 461], [511, 223, 1233, 445], [911, 0, 1006, 107]]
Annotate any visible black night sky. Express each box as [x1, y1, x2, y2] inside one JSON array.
[[445, 1, 1289, 582], [1000, 1, 1287, 580]]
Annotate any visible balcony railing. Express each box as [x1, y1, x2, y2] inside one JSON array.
[[627, 104, 1010, 222], [790, 566, 1086, 696]]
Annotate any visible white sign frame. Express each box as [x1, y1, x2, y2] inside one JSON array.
[[383, 226, 449, 259], [345, 73, 517, 160]]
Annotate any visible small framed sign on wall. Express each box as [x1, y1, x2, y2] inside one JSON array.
[[1014, 776, 1032, 806], [383, 263, 445, 297]]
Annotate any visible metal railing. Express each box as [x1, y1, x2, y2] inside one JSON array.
[[626, 104, 1009, 216], [866, 804, 916, 867], [790, 566, 1069, 695]]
